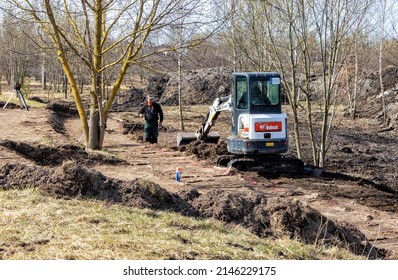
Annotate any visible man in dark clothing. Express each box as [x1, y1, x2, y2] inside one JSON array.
[[139, 95, 163, 144]]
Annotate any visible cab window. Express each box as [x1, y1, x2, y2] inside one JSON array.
[[236, 76, 248, 109], [250, 80, 270, 105], [249, 79, 280, 106], [267, 80, 280, 105]]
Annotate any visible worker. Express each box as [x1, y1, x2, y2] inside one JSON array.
[[138, 95, 163, 144], [251, 82, 270, 105], [238, 91, 248, 109]]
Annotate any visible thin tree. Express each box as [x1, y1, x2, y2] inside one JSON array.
[[309, 0, 371, 167], [378, 0, 388, 124]]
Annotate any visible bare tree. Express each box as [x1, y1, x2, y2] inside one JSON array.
[[220, 1, 272, 71], [2, 0, 220, 150], [157, 0, 229, 131], [0, 13, 31, 86], [307, 0, 371, 167]]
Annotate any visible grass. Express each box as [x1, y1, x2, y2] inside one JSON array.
[[0, 90, 47, 109], [0, 188, 363, 260]]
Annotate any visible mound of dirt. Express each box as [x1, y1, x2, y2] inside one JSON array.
[[183, 140, 229, 163], [180, 188, 385, 258], [47, 111, 67, 134], [0, 140, 126, 166], [0, 161, 387, 259], [357, 65, 398, 126], [160, 67, 231, 105], [111, 87, 145, 111], [0, 162, 197, 215], [110, 75, 171, 110], [146, 75, 170, 101], [0, 101, 20, 109], [46, 101, 78, 118], [29, 96, 46, 103], [110, 67, 231, 108], [45, 101, 79, 134]]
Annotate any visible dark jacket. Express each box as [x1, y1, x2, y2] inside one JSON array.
[[139, 102, 163, 124]]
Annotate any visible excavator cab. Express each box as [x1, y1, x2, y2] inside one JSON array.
[[228, 72, 288, 155], [177, 72, 288, 154]]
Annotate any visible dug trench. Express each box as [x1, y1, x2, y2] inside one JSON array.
[[1, 103, 397, 259]]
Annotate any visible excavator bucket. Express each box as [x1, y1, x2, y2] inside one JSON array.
[[176, 132, 220, 147]]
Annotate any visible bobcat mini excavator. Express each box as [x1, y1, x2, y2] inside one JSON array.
[[177, 72, 304, 173]]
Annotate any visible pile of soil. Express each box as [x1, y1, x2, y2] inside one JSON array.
[[0, 162, 196, 214], [110, 67, 231, 109], [110, 87, 145, 111], [0, 140, 125, 166], [180, 188, 384, 258], [357, 65, 398, 126], [0, 101, 19, 109], [46, 101, 78, 118], [0, 161, 386, 259], [146, 75, 170, 101], [110, 75, 170, 111], [183, 139, 229, 163], [46, 101, 79, 134], [159, 68, 231, 105], [29, 96, 46, 103]]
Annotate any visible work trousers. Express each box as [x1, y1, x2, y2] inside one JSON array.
[[144, 122, 159, 144]]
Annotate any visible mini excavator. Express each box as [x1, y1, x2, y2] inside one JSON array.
[[177, 72, 304, 173]]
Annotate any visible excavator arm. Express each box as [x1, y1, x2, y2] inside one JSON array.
[[176, 95, 231, 146], [196, 95, 232, 140]]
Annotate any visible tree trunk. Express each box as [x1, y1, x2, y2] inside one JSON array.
[[288, 32, 302, 160], [378, 0, 388, 124], [63, 74, 68, 99], [352, 42, 359, 120], [41, 52, 47, 90], [88, 103, 101, 149], [178, 52, 185, 131], [86, 0, 106, 150]]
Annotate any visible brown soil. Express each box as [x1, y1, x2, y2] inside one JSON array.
[[1, 99, 397, 260]]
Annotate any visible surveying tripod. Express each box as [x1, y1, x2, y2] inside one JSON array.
[[2, 88, 29, 110]]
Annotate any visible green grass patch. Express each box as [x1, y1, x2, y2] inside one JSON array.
[[0, 92, 46, 109]]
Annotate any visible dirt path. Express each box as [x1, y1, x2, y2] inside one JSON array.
[[1, 106, 398, 258]]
